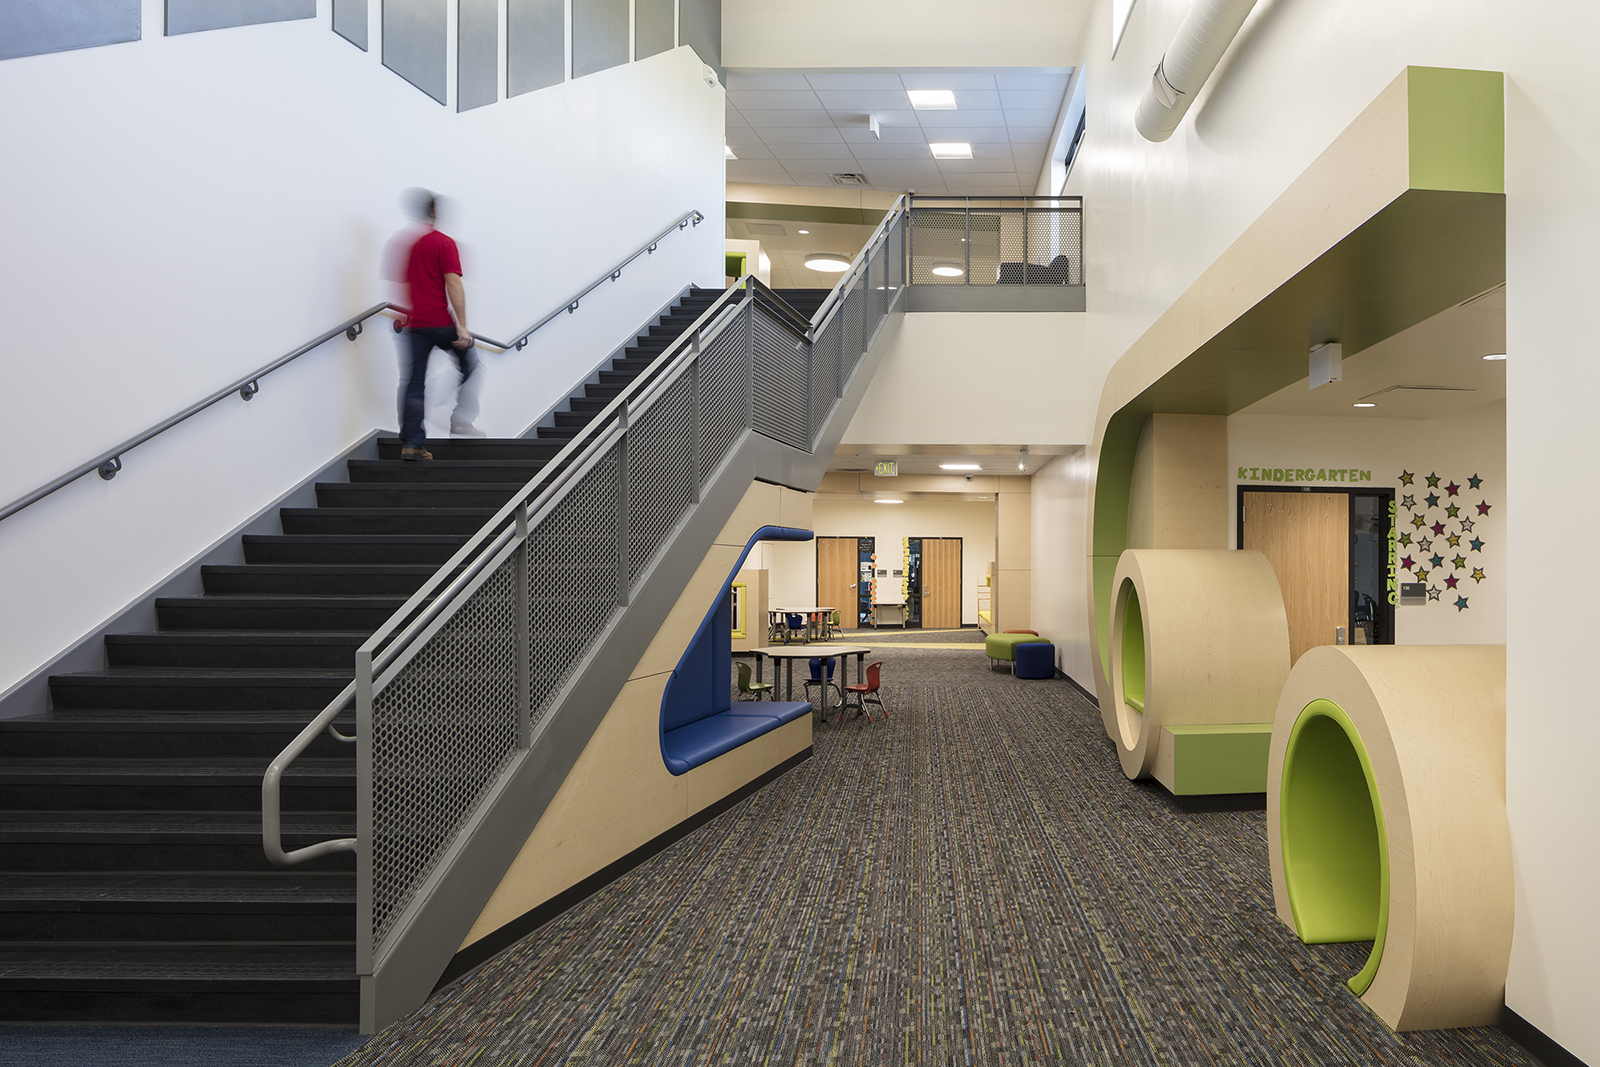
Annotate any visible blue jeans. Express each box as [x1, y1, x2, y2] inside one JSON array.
[[400, 327, 479, 448]]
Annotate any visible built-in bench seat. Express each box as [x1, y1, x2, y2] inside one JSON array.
[[661, 702, 813, 775]]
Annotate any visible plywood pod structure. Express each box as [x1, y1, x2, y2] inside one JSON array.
[[1107, 548, 1290, 779], [1267, 645, 1509, 1031]]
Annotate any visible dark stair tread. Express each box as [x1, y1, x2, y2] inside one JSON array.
[[0, 872, 353, 909], [201, 564, 445, 577], [156, 595, 412, 607], [278, 508, 496, 520], [52, 670, 354, 685], [0, 943, 356, 985], [0, 710, 356, 727], [0, 810, 353, 839], [0, 759, 352, 781], [105, 632, 367, 645]]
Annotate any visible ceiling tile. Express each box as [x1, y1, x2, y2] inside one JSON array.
[[993, 71, 1072, 91], [741, 109, 837, 128], [756, 127, 847, 144], [727, 89, 823, 110], [917, 109, 1007, 129], [838, 125, 927, 144], [814, 89, 915, 111], [900, 72, 998, 91], [803, 72, 905, 91], [999, 89, 1064, 111], [951, 90, 1003, 110], [1005, 109, 1061, 127], [726, 162, 795, 182], [725, 111, 752, 130], [831, 108, 919, 128], [724, 141, 775, 160], [724, 72, 813, 91], [912, 125, 1010, 143], [847, 142, 948, 160], [770, 143, 861, 160], [968, 143, 1021, 160]]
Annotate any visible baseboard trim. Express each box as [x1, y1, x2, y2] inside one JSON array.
[[433, 746, 814, 992], [1057, 669, 1100, 708], [1504, 1007, 1592, 1067]]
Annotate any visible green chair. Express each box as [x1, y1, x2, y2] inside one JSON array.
[[735, 660, 773, 701]]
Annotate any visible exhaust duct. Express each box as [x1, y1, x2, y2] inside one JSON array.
[[1134, 0, 1259, 142]]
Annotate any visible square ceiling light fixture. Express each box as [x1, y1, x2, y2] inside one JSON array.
[[930, 143, 973, 160], [907, 89, 957, 110]]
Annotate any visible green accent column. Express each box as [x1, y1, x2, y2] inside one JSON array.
[[1407, 67, 1504, 194]]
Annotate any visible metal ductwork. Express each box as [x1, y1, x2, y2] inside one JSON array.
[[1134, 0, 1259, 142]]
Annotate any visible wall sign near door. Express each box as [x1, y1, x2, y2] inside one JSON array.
[[1239, 467, 1373, 484]]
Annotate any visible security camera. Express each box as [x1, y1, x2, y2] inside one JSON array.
[[965, 474, 973, 481]]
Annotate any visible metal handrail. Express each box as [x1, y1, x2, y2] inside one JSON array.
[[809, 194, 909, 336], [0, 209, 705, 526], [260, 204, 905, 874]]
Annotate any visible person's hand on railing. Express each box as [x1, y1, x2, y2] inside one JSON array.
[[454, 326, 474, 350]]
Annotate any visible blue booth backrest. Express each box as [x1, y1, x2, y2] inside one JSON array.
[[660, 589, 733, 733]]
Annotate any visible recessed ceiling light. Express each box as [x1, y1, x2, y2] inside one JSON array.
[[797, 229, 809, 234], [724, 145, 736, 160], [930, 142, 973, 160], [874, 499, 903, 505], [931, 265, 964, 277], [804, 253, 851, 272], [940, 463, 981, 470], [1353, 402, 1376, 408], [1483, 352, 1507, 360], [907, 89, 956, 110]]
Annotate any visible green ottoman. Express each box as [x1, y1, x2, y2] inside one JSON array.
[[985, 632, 1036, 670]]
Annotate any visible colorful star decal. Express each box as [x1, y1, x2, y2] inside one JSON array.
[[1426, 471, 1441, 487], [1427, 585, 1442, 601], [1476, 500, 1492, 515], [1416, 567, 1431, 582], [1469, 537, 1484, 552], [1401, 494, 1417, 508], [1446, 532, 1462, 547], [1399, 533, 1413, 547], [1401, 555, 1416, 571], [1468, 473, 1483, 489], [1425, 492, 1441, 508], [1445, 574, 1460, 590], [1411, 514, 1426, 529], [1416, 536, 1433, 553], [1400, 470, 1415, 486], [1459, 516, 1475, 533], [1431, 521, 1446, 536], [1446, 503, 1460, 518], [1429, 554, 1445, 569], [1445, 481, 1460, 497], [1454, 595, 1470, 611], [1452, 554, 1466, 570], [1471, 567, 1486, 583]]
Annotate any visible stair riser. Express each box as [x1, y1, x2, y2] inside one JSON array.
[[585, 383, 623, 398], [105, 642, 364, 670], [315, 486, 520, 509], [157, 604, 399, 630], [0, 729, 355, 760], [49, 683, 351, 711], [0, 842, 357, 872], [0, 990, 358, 1026], [201, 573, 434, 597], [346, 465, 546, 484], [0, 912, 353, 943], [0, 784, 354, 811], [243, 541, 464, 565], [552, 412, 596, 428], [375, 442, 559, 461], [536, 427, 579, 439], [279, 511, 491, 535], [597, 370, 641, 386]]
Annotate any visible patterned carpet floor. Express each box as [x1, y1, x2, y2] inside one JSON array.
[[340, 650, 1539, 1067]]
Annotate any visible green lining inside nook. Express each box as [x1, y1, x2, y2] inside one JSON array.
[[1118, 579, 1145, 714], [1280, 699, 1389, 996]]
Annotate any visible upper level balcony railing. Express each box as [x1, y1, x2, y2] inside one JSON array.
[[905, 195, 1084, 311]]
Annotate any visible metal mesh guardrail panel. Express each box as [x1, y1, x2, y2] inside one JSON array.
[[750, 312, 808, 451], [885, 215, 907, 297], [368, 561, 520, 951], [625, 375, 696, 586], [908, 209, 968, 284], [698, 318, 750, 484], [1024, 206, 1083, 285], [841, 276, 865, 384], [908, 199, 1083, 287], [809, 313, 839, 448], [527, 446, 624, 723]]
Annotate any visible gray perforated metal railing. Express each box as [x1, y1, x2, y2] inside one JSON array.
[[907, 195, 1083, 286], [263, 197, 908, 977]]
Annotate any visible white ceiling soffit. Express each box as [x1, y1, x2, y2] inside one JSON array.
[[1236, 291, 1506, 420], [724, 67, 1073, 197], [828, 444, 1076, 477]]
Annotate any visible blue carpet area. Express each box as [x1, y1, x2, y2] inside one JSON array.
[[0, 1026, 368, 1067]]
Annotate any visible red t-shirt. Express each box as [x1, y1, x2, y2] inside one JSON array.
[[404, 228, 463, 329]]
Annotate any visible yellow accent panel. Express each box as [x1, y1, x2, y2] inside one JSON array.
[[1407, 67, 1504, 194]]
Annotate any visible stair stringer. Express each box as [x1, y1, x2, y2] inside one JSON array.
[[360, 296, 906, 1031]]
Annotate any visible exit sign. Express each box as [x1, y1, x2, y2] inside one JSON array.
[[874, 461, 898, 477]]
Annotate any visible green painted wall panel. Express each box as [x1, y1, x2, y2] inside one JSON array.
[[1164, 723, 1272, 794], [1407, 66, 1505, 195]]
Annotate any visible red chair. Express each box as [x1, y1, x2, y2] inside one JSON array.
[[841, 661, 887, 723]]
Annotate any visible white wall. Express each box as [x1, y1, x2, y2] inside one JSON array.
[[0, 9, 724, 697], [838, 312, 1093, 447], [1065, 0, 1600, 1056], [1030, 449, 1092, 684], [723, 0, 1088, 68], [757, 497, 996, 626], [1227, 403, 1506, 646]]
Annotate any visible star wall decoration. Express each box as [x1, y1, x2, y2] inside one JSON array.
[[1447, 532, 1462, 547], [1389, 469, 1495, 611], [1452, 554, 1467, 570], [1425, 491, 1441, 508], [1416, 536, 1433, 553], [1427, 585, 1442, 601], [1416, 567, 1431, 582], [1476, 500, 1492, 515], [1429, 553, 1444, 569], [1459, 516, 1475, 533], [1426, 472, 1441, 487], [1402, 494, 1416, 508], [1401, 555, 1416, 571], [1400, 470, 1415, 486], [1454, 595, 1470, 611], [1411, 514, 1426, 529], [1468, 473, 1483, 489], [1399, 533, 1413, 546], [1445, 574, 1460, 590], [1446, 504, 1461, 518], [1445, 481, 1460, 497], [1431, 521, 1446, 536], [1470, 537, 1485, 552], [1472, 567, 1486, 583]]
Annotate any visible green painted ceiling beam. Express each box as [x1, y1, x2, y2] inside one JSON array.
[[726, 201, 882, 227]]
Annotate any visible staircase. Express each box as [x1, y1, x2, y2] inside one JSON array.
[[0, 287, 721, 1024]]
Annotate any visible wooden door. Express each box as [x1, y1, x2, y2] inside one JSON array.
[[921, 538, 962, 629], [1242, 492, 1349, 664], [816, 538, 859, 623]]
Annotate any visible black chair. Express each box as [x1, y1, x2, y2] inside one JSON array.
[[996, 262, 1027, 285]]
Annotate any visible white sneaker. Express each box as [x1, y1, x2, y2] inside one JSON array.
[[450, 424, 487, 438]]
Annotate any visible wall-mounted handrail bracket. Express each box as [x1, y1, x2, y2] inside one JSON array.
[[567, 301, 580, 314], [96, 457, 122, 481], [239, 380, 260, 401], [610, 270, 622, 282], [346, 321, 364, 341]]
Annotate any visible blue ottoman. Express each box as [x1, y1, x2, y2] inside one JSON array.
[[1014, 641, 1056, 680]]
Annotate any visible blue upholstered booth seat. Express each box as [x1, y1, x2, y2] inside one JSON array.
[[1014, 641, 1056, 680], [661, 702, 813, 774], [730, 701, 812, 726]]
